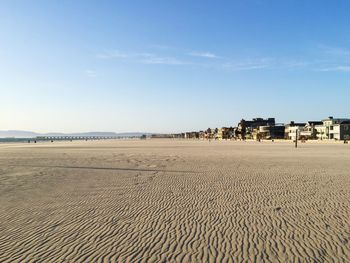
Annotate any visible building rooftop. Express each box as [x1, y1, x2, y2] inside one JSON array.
[[286, 121, 306, 127], [307, 121, 323, 125]]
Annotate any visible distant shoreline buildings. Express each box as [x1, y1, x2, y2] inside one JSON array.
[[151, 116, 350, 141]]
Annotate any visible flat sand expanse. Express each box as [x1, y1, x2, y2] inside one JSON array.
[[1, 140, 350, 262]]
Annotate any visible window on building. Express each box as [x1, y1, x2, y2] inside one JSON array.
[[330, 126, 334, 130]]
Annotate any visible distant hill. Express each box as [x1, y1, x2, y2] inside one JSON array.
[[0, 130, 152, 138], [0, 130, 39, 138]]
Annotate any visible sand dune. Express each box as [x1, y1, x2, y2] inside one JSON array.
[[0, 140, 350, 262]]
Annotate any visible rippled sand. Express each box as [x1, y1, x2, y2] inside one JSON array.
[[1, 139, 350, 262]]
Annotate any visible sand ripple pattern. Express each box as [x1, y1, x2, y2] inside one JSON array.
[[0, 140, 350, 262]]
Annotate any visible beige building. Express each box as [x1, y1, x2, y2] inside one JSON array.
[[254, 125, 285, 140], [217, 127, 233, 140]]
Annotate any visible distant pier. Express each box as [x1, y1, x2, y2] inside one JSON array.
[[35, 136, 121, 142]]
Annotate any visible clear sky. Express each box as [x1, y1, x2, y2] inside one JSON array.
[[1, 1, 349, 133]]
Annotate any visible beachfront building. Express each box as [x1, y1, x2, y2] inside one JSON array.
[[184, 131, 199, 139], [315, 124, 327, 140], [299, 121, 323, 140], [285, 121, 306, 140], [204, 128, 214, 140], [316, 117, 350, 140], [199, 131, 206, 140], [236, 118, 275, 139], [217, 127, 234, 140], [338, 120, 350, 140], [254, 125, 285, 140]]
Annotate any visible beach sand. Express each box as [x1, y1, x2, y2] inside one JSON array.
[[0, 139, 350, 262]]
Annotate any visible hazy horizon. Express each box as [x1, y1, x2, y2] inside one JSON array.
[[1, 1, 349, 133], [0, 115, 348, 135]]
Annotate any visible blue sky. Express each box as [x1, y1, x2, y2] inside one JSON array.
[[1, 1, 349, 133]]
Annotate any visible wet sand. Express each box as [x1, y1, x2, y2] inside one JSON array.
[[0, 139, 350, 262]]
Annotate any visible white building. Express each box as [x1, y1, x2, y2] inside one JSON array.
[[285, 122, 306, 140], [300, 121, 323, 139], [316, 117, 350, 140]]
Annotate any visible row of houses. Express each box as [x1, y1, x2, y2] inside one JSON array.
[[154, 116, 350, 141], [286, 117, 350, 141]]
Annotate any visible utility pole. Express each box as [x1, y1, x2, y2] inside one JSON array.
[[295, 129, 298, 148]]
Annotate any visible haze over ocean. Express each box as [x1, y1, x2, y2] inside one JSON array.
[[1, 1, 349, 133]]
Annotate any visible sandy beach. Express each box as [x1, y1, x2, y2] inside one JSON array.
[[0, 139, 350, 262]]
